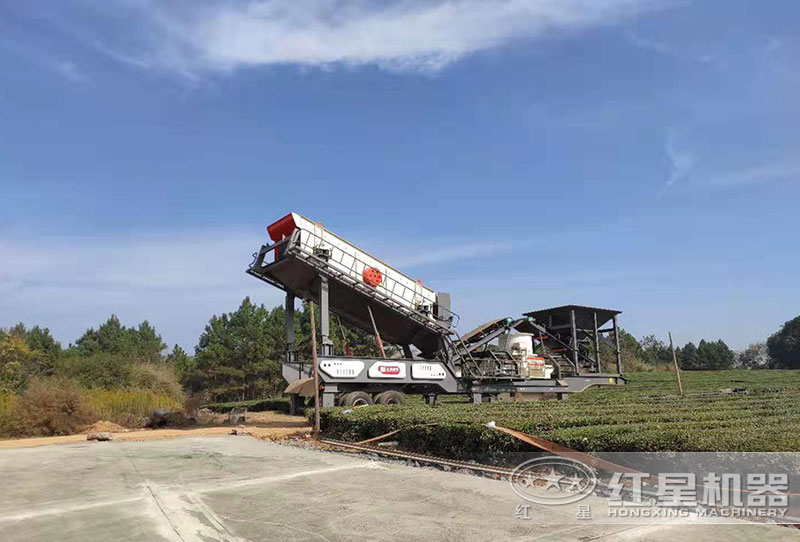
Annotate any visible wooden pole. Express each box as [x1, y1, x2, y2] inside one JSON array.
[[310, 301, 321, 436], [669, 332, 683, 396], [336, 315, 352, 357]]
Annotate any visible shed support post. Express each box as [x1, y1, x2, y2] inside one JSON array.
[[593, 311, 601, 373], [285, 292, 296, 362], [570, 309, 580, 375], [319, 275, 334, 356], [613, 315, 622, 374]]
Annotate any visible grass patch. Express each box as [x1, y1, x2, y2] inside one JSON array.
[[83, 389, 184, 428], [0, 378, 96, 437], [0, 384, 185, 437]]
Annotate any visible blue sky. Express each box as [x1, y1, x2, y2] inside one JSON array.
[[1, 0, 798, 352]]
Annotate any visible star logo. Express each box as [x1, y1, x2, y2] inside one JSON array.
[[541, 468, 564, 490], [564, 473, 584, 492]]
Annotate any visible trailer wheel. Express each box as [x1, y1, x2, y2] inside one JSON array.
[[374, 391, 406, 405], [340, 391, 374, 407]]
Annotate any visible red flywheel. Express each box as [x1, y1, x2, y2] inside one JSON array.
[[362, 267, 383, 287]]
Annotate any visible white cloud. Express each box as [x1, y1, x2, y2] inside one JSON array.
[[53, 60, 88, 83], [626, 31, 720, 65], [136, 0, 663, 74], [659, 130, 695, 196], [705, 157, 800, 188]]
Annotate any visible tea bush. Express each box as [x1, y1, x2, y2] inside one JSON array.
[[319, 370, 800, 457]]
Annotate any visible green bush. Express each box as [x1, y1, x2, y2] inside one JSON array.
[[128, 363, 185, 400], [56, 353, 133, 389], [56, 354, 183, 399]]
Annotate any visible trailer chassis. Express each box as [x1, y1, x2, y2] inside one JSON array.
[[283, 355, 623, 410]]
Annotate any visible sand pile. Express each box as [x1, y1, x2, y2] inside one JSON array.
[[84, 420, 128, 433]]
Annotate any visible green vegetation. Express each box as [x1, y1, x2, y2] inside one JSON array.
[[0, 297, 378, 436], [319, 370, 800, 459], [767, 315, 800, 369], [0, 317, 184, 437], [180, 298, 384, 402], [2, 300, 799, 441]]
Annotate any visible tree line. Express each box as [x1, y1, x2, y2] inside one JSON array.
[[0, 297, 381, 403], [2, 299, 799, 403], [629, 315, 800, 371]]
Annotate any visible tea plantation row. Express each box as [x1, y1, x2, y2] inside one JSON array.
[[318, 370, 800, 459]]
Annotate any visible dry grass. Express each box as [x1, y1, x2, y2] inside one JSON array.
[[83, 388, 183, 428], [0, 384, 185, 437], [0, 378, 96, 437]]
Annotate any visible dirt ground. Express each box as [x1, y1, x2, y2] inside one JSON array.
[[0, 411, 310, 450]]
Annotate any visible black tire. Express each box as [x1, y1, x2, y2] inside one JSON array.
[[374, 390, 406, 405], [340, 391, 374, 407]]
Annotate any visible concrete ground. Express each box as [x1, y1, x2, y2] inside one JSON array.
[[0, 437, 796, 542]]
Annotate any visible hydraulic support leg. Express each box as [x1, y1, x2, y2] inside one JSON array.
[[321, 391, 337, 407], [285, 292, 296, 362], [319, 275, 334, 356]]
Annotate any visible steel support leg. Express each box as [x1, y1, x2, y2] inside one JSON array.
[[321, 391, 336, 408], [319, 275, 334, 356], [285, 292, 296, 362], [570, 309, 580, 375], [402, 344, 413, 359], [593, 311, 601, 373]]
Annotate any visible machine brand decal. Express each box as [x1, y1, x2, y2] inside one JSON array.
[[319, 360, 364, 379], [368, 362, 406, 379], [410, 363, 447, 380]]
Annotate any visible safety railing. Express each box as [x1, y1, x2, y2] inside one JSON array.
[[249, 229, 460, 336], [295, 227, 460, 329]]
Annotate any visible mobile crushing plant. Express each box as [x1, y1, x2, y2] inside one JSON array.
[[247, 213, 624, 411]]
